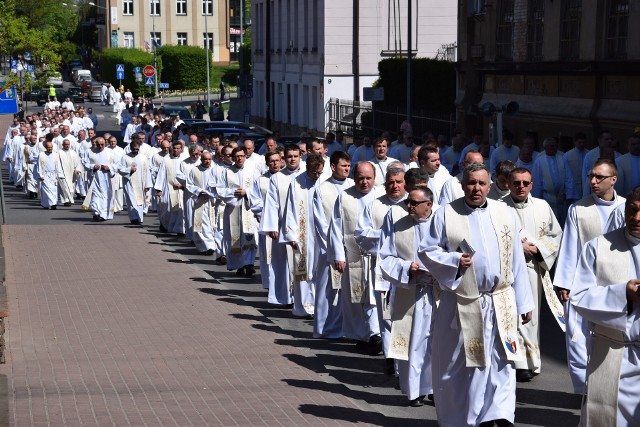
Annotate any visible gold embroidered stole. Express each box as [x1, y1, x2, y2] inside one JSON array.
[[257, 174, 274, 264], [164, 156, 181, 210], [387, 216, 426, 360], [509, 196, 566, 332], [341, 187, 366, 303], [445, 198, 522, 367], [584, 228, 628, 427], [319, 181, 342, 290], [124, 155, 147, 206], [290, 176, 309, 282], [192, 167, 210, 232]]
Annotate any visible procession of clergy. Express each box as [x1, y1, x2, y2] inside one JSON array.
[[4, 108, 640, 426]]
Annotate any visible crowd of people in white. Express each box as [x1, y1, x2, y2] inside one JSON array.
[[3, 103, 640, 426]]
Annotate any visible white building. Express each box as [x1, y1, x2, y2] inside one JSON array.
[[250, 0, 457, 133]]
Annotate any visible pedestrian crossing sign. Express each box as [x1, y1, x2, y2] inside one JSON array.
[[145, 76, 155, 86]]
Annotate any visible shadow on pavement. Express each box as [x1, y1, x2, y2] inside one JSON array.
[[298, 404, 436, 427]]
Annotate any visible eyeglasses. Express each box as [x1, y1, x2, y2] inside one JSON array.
[[404, 199, 429, 206], [588, 174, 614, 183], [512, 180, 531, 187]]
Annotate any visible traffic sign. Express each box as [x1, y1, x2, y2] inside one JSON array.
[[143, 65, 155, 77], [134, 67, 141, 73], [116, 71, 124, 80], [24, 52, 32, 61], [159, 83, 169, 89], [10, 60, 17, 70], [0, 81, 19, 115], [116, 64, 125, 72], [26, 65, 35, 72], [145, 76, 155, 86]]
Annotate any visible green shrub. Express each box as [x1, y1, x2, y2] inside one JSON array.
[[101, 48, 161, 97]]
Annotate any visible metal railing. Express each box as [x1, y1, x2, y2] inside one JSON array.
[[326, 98, 456, 139]]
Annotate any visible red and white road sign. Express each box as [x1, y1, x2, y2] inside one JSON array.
[[143, 65, 156, 77]]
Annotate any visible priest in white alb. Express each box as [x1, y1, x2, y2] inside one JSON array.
[[418, 163, 533, 427], [504, 167, 564, 382], [58, 139, 82, 206], [34, 141, 63, 210], [187, 151, 217, 254], [312, 150, 353, 338], [570, 190, 640, 427], [379, 186, 439, 407], [82, 137, 116, 221], [154, 140, 188, 233], [117, 139, 151, 224], [280, 154, 326, 317]]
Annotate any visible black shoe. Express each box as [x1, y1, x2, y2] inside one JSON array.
[[216, 255, 227, 265], [516, 369, 533, 382], [409, 396, 425, 407], [97, 217, 106, 222], [479, 422, 495, 427], [93, 215, 99, 221], [50, 205, 57, 210], [427, 393, 434, 402], [495, 420, 515, 427], [201, 249, 214, 256], [384, 358, 395, 376], [244, 265, 255, 277], [159, 225, 167, 232], [235, 267, 245, 276], [368, 335, 383, 356], [130, 219, 141, 224], [63, 202, 71, 207]]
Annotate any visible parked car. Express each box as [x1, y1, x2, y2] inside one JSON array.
[[24, 86, 42, 102], [187, 121, 272, 136], [67, 86, 84, 104], [159, 105, 193, 121], [36, 88, 68, 106], [48, 72, 63, 87], [89, 82, 102, 102]]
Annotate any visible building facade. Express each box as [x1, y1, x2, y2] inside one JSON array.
[[94, 0, 231, 64], [250, 0, 457, 134], [457, 0, 640, 149]]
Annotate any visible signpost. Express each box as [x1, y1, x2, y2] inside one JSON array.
[[116, 64, 124, 85], [143, 65, 155, 77], [0, 82, 19, 115]]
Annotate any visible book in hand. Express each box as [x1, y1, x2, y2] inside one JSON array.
[[458, 238, 476, 257]]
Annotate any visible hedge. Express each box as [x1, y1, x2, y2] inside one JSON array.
[[156, 45, 208, 90], [376, 58, 455, 112], [101, 48, 162, 97]]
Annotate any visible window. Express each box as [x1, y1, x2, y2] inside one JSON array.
[[559, 0, 582, 60], [123, 0, 133, 15], [202, 0, 213, 15], [177, 32, 188, 45], [526, 0, 545, 61], [605, 0, 629, 59], [176, 0, 187, 15], [123, 32, 135, 48], [203, 32, 214, 51], [150, 0, 160, 16], [150, 32, 162, 48], [495, 0, 514, 60], [312, 0, 318, 49]]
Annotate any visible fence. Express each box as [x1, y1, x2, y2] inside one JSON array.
[[326, 98, 456, 140]]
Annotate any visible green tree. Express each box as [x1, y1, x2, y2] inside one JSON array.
[[0, 0, 62, 87]]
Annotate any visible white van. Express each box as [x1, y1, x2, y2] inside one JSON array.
[[72, 69, 91, 85]]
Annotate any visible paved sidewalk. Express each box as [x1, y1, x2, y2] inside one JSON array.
[[0, 223, 380, 426]]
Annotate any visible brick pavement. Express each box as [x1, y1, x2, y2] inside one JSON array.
[[0, 223, 383, 426]]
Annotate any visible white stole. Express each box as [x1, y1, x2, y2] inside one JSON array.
[[445, 198, 523, 367]]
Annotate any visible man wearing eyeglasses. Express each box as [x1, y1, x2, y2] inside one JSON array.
[[378, 186, 438, 407], [570, 188, 640, 427], [418, 163, 533, 427], [280, 154, 326, 318], [505, 167, 564, 383], [554, 158, 626, 394], [580, 130, 621, 197]]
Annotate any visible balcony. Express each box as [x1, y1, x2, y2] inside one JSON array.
[[229, 16, 251, 27]]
